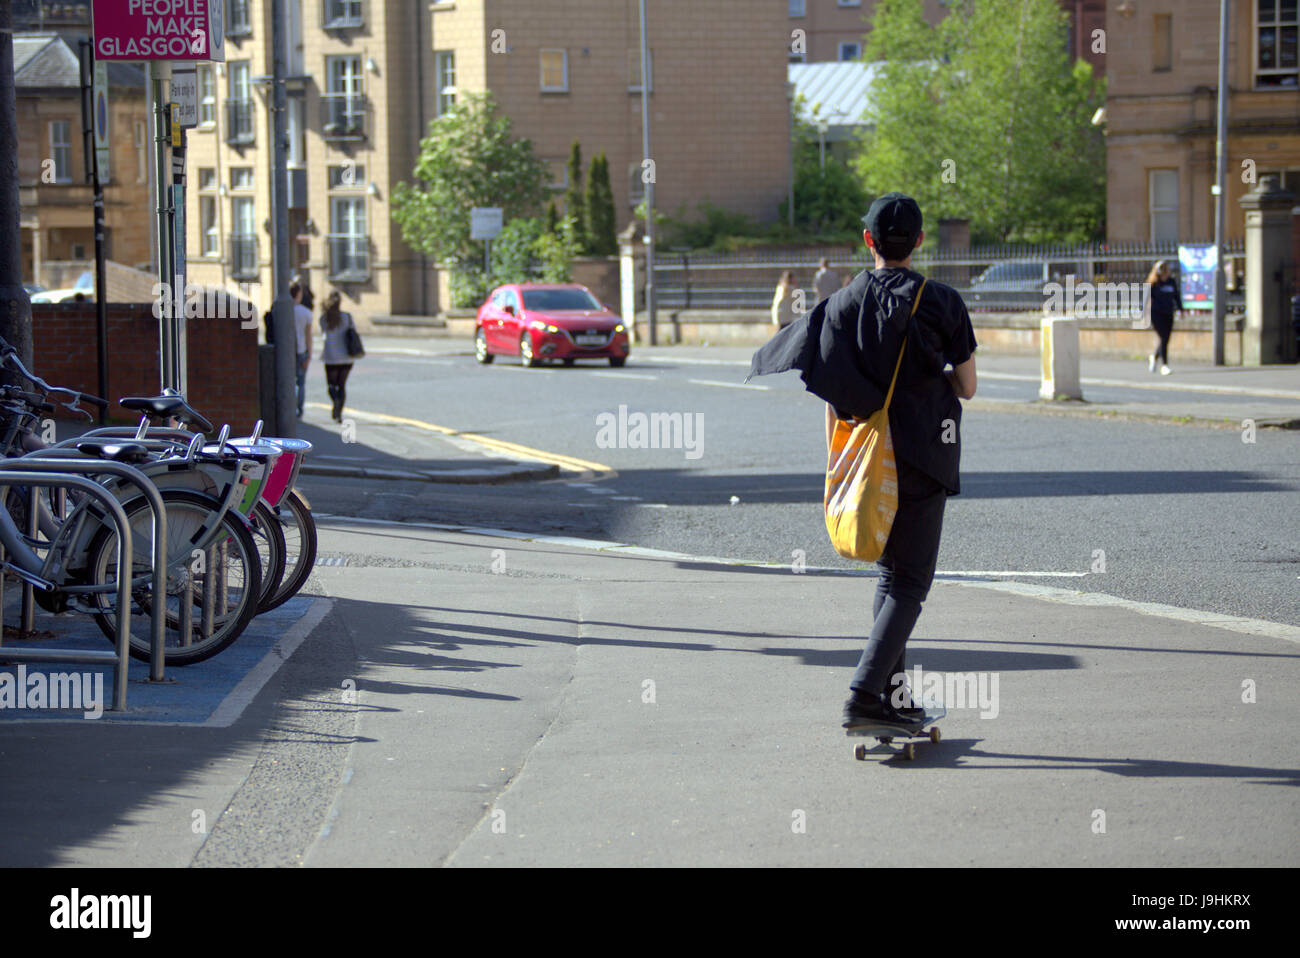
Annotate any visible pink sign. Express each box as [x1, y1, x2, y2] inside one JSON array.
[[92, 0, 225, 62]]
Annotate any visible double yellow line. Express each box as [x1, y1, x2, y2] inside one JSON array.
[[307, 403, 615, 480]]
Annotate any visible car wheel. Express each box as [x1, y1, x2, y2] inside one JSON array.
[[520, 333, 539, 367], [608, 356, 627, 368], [561, 358, 576, 367], [475, 329, 493, 364]]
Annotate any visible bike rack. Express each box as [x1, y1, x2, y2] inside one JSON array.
[[0, 470, 134, 711], [7, 457, 169, 682]]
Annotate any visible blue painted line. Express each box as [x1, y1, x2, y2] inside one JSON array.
[[0, 596, 318, 725]]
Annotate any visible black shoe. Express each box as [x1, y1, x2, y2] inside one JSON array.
[[842, 689, 923, 730]]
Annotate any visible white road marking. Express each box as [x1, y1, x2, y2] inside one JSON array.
[[688, 379, 769, 391], [639, 356, 750, 367], [592, 371, 660, 380]]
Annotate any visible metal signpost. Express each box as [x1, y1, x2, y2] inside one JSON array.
[[91, 0, 224, 392], [471, 207, 504, 287], [78, 40, 110, 423]]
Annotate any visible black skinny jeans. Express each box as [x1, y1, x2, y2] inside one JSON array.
[[850, 457, 948, 696], [1152, 311, 1174, 364], [325, 363, 353, 410]]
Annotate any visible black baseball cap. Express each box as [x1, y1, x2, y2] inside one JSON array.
[[862, 192, 923, 260]]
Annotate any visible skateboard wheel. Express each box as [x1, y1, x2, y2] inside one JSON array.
[[853, 744, 867, 761], [902, 743, 915, 760], [929, 726, 941, 744]]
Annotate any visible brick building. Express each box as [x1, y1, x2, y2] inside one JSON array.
[[429, 0, 793, 237], [1104, 0, 1299, 244], [182, 1, 438, 321], [15, 33, 152, 285]]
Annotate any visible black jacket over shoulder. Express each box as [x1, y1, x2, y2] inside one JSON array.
[[748, 267, 977, 495]]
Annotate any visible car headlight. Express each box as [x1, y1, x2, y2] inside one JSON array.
[[614, 324, 625, 332]]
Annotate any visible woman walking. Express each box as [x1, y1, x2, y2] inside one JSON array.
[[320, 290, 359, 421], [771, 271, 800, 330], [1146, 260, 1183, 376]]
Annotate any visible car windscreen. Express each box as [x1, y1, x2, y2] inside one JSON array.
[[521, 289, 601, 311]]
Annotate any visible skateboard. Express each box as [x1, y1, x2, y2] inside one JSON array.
[[847, 705, 946, 761]]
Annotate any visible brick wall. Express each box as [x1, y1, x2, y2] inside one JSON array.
[[30, 304, 261, 431]]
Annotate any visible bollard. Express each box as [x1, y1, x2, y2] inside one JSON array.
[[1040, 316, 1083, 401]]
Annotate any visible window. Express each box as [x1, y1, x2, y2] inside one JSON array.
[[839, 42, 861, 61], [329, 196, 369, 280], [837, 0, 862, 6], [1257, 0, 1299, 87], [198, 65, 215, 125], [49, 120, 71, 183], [230, 196, 257, 278], [435, 51, 456, 115], [1260, 168, 1300, 192], [198, 167, 216, 190], [540, 49, 568, 92], [628, 47, 653, 92], [324, 55, 366, 138], [1149, 170, 1179, 242], [323, 0, 364, 29], [226, 61, 254, 144], [1153, 14, 1172, 71], [789, 0, 805, 16], [200, 196, 219, 256], [328, 164, 365, 188], [545, 158, 567, 190], [230, 167, 254, 190], [228, 0, 251, 37]]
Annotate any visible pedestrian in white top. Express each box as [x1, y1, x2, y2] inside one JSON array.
[[814, 258, 839, 304], [291, 281, 313, 418]]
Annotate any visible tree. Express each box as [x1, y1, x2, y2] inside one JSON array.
[[564, 140, 588, 252], [545, 199, 560, 235], [853, 0, 1105, 243], [391, 92, 549, 292], [584, 152, 618, 255]]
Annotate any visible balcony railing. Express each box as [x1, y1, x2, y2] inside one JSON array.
[[322, 0, 366, 30], [321, 93, 367, 140], [225, 99, 255, 145], [327, 234, 370, 282], [228, 234, 259, 279]]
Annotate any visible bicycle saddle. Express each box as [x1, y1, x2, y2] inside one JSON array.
[[75, 441, 152, 464], [118, 394, 214, 434]]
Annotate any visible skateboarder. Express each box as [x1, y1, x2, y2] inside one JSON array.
[[748, 193, 978, 729]]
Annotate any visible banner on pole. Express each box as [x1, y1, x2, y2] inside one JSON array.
[[1178, 244, 1217, 311], [92, 59, 111, 184], [92, 0, 226, 62]]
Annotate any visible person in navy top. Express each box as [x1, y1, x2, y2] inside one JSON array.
[[1146, 260, 1184, 375]]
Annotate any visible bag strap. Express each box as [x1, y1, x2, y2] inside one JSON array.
[[882, 278, 927, 410]]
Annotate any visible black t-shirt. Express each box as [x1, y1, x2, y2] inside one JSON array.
[[827, 267, 977, 495], [1149, 278, 1182, 318]]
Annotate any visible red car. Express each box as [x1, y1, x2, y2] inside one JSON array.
[[475, 283, 631, 367]]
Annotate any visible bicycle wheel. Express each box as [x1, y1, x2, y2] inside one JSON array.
[[260, 489, 317, 612], [85, 488, 263, 666], [248, 499, 287, 613]]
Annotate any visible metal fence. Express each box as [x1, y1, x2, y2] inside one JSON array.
[[653, 240, 1248, 314]]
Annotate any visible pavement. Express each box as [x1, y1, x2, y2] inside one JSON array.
[[0, 340, 1296, 867], [0, 513, 1295, 867]]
